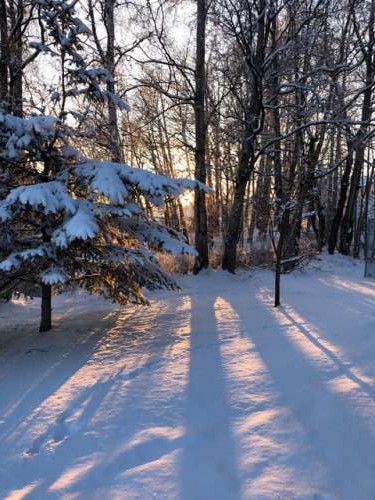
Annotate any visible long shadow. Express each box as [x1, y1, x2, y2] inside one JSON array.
[[0, 310, 119, 442], [180, 294, 241, 500], [316, 276, 375, 315], [18, 368, 160, 500], [0, 299, 175, 442], [280, 277, 375, 378], [20, 296, 192, 499], [279, 306, 375, 400], [227, 292, 375, 499], [0, 311, 123, 498], [0, 372, 128, 500], [0, 301, 181, 498]]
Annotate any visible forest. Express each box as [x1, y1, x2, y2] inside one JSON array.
[[0, 0, 375, 498]]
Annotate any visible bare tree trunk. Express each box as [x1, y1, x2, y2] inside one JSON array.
[[193, 0, 209, 273], [274, 221, 285, 307], [221, 0, 266, 272], [222, 145, 253, 272], [364, 158, 375, 262], [88, 0, 123, 162], [328, 144, 353, 253], [9, 0, 23, 116], [104, 0, 123, 162], [339, 0, 374, 255], [339, 136, 369, 255], [39, 283, 52, 333], [0, 0, 8, 104]]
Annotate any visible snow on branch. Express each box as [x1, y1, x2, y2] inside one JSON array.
[[0, 247, 49, 271], [0, 112, 57, 159], [76, 159, 210, 206], [132, 221, 196, 256], [0, 182, 76, 218], [52, 202, 99, 247], [41, 267, 67, 285]]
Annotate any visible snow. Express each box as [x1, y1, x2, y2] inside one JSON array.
[[0, 254, 375, 499], [136, 222, 196, 255], [41, 268, 67, 285], [29, 41, 59, 56], [76, 160, 210, 207], [1, 182, 76, 216], [53, 203, 99, 247], [0, 247, 48, 272], [0, 112, 57, 159]]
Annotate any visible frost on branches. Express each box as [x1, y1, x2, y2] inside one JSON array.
[[0, 110, 206, 331]]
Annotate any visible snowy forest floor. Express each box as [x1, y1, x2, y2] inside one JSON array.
[[0, 254, 375, 500]]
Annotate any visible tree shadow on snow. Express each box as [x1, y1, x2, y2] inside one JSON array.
[[0, 300, 184, 499], [279, 276, 375, 382], [0, 310, 119, 443], [6, 297, 192, 499], [277, 306, 375, 400], [226, 292, 375, 499], [180, 294, 241, 500]]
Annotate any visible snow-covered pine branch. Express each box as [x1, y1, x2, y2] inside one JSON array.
[[0, 0, 208, 332], [0, 111, 205, 323]]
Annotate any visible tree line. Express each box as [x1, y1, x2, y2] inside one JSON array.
[[122, 0, 375, 275]]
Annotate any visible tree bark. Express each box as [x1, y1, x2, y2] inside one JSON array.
[[39, 283, 52, 333], [338, 0, 374, 255], [221, 0, 266, 272], [104, 0, 123, 162], [0, 0, 8, 104], [222, 160, 251, 272], [328, 145, 353, 253], [193, 0, 209, 273], [9, 0, 23, 116]]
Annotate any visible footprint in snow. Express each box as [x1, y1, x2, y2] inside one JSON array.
[[25, 411, 83, 457]]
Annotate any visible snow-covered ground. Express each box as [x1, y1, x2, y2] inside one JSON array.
[[0, 254, 375, 499]]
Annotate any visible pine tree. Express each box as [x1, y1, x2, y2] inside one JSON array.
[[0, 0, 206, 332]]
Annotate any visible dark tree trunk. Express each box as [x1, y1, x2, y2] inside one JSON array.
[[221, 0, 266, 272], [0, 0, 8, 104], [222, 186, 246, 272], [274, 209, 289, 307], [338, 0, 374, 255], [339, 139, 367, 255], [193, 0, 209, 273], [328, 146, 353, 253], [105, 0, 123, 162], [9, 0, 23, 116], [274, 244, 282, 307], [222, 148, 253, 272], [39, 283, 52, 333]]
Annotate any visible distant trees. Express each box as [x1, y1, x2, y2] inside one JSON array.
[[217, 0, 269, 272], [125, 0, 375, 298], [135, 0, 210, 272]]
